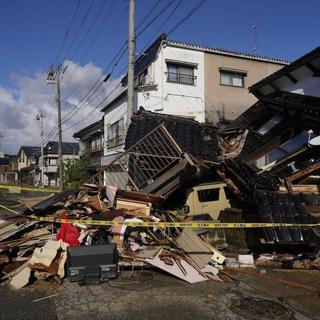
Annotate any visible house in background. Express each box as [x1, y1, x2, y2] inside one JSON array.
[[73, 118, 104, 178], [248, 46, 320, 167], [16, 146, 41, 184], [0, 153, 18, 184], [43, 141, 79, 187], [101, 33, 288, 165]]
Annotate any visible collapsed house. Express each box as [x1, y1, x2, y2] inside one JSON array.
[[1, 48, 320, 289]]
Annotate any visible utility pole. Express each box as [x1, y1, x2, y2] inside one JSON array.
[[36, 113, 45, 188], [0, 132, 4, 151], [47, 66, 64, 191], [127, 0, 136, 130]]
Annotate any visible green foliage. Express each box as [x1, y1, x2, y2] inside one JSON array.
[[63, 155, 91, 188]]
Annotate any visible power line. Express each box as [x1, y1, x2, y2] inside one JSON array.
[[167, 0, 208, 36], [62, 2, 127, 102], [141, 0, 184, 52], [136, 0, 177, 38], [53, 0, 82, 65], [68, 0, 108, 62], [78, 0, 119, 63], [60, 0, 96, 64], [135, 0, 162, 32]]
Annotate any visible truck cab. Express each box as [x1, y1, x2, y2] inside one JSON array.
[[183, 182, 231, 220]]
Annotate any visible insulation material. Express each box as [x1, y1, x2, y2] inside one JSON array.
[[146, 249, 207, 284], [176, 229, 212, 268]]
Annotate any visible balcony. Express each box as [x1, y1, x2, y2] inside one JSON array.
[[107, 136, 125, 149], [165, 72, 197, 86], [44, 164, 58, 173], [85, 145, 103, 154]]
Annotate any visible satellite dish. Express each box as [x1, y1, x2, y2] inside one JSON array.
[[309, 135, 320, 146]]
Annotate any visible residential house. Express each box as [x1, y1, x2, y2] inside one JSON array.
[[221, 46, 320, 177], [16, 146, 41, 184], [0, 154, 18, 184], [101, 33, 288, 165], [73, 118, 104, 178], [43, 141, 80, 187]]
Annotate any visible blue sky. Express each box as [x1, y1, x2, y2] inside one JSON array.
[[1, 0, 319, 87], [0, 0, 319, 153]]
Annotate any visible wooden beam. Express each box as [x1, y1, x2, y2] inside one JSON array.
[[279, 184, 320, 194], [288, 162, 320, 182], [306, 62, 318, 74], [286, 73, 297, 83]]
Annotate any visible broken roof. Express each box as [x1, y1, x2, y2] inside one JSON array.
[[250, 46, 320, 97], [125, 108, 219, 162], [44, 141, 79, 155]]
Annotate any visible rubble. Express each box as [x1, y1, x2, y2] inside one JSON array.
[[1, 67, 320, 288]]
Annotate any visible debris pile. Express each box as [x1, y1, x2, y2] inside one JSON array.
[[0, 184, 231, 287]]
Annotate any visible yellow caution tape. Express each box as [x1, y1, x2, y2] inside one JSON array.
[[34, 216, 320, 229], [0, 185, 59, 193], [1, 203, 319, 229]]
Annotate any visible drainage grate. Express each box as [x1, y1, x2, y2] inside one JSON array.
[[231, 297, 294, 320]]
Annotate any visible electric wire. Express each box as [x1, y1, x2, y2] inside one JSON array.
[[68, 0, 108, 62], [135, 0, 162, 32], [44, 0, 201, 145], [52, 0, 82, 65], [60, 0, 96, 64], [136, 0, 177, 38], [167, 0, 208, 36]]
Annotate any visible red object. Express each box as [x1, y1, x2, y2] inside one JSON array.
[[56, 211, 80, 246]]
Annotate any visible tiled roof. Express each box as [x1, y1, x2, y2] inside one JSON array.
[[45, 141, 79, 155], [126, 107, 219, 162], [19, 146, 41, 158], [167, 39, 291, 65]]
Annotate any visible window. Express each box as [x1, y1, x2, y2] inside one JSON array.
[[107, 119, 125, 149], [197, 188, 220, 202], [220, 70, 245, 87], [138, 69, 148, 86], [256, 115, 283, 135], [166, 63, 196, 85]]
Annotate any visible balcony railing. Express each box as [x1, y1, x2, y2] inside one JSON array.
[[165, 72, 197, 86], [85, 145, 103, 154], [107, 136, 125, 149]]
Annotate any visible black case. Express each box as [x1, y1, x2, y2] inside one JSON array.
[[67, 244, 118, 284]]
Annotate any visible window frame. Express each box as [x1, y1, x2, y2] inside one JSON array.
[[197, 188, 220, 203], [166, 62, 196, 86], [107, 118, 125, 149], [219, 69, 246, 88]]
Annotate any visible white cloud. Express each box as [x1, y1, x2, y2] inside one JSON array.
[[0, 61, 123, 154]]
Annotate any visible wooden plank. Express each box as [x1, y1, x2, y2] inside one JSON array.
[[288, 162, 320, 182], [279, 185, 320, 194], [142, 159, 188, 194], [176, 229, 212, 269]]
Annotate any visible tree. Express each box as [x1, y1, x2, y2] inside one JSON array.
[[63, 155, 91, 188]]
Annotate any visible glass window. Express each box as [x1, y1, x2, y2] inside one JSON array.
[[220, 71, 245, 87], [166, 63, 195, 85], [107, 118, 125, 149], [256, 115, 283, 135], [197, 188, 220, 202]]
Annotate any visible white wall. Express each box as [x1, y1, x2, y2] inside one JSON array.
[[103, 95, 128, 157], [103, 43, 205, 158], [140, 45, 205, 122]]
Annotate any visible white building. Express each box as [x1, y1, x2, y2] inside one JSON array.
[[42, 141, 79, 187], [101, 34, 287, 164]]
